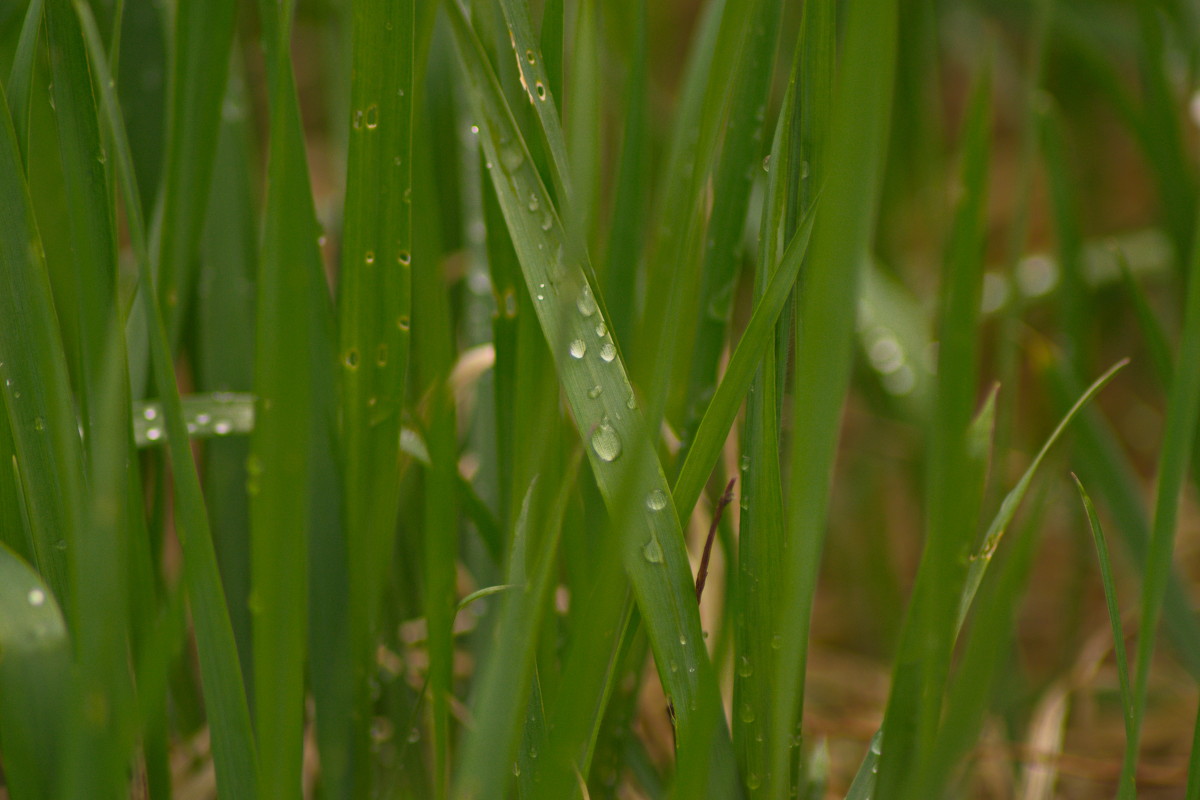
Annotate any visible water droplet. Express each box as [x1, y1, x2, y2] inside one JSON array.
[[345, 349, 360, 368], [599, 342, 616, 362], [376, 344, 388, 366], [353, 109, 364, 130], [642, 537, 663, 563], [670, 660, 679, 673], [646, 489, 668, 511], [626, 393, 637, 410], [27, 588, 45, 606], [535, 81, 546, 100], [576, 286, 597, 317], [525, 49, 536, 64], [470, 124, 480, 135], [318, 234, 328, 247], [512, 762, 521, 777], [591, 420, 622, 462], [595, 321, 607, 337], [740, 703, 756, 723], [406, 727, 420, 743], [33, 416, 44, 432], [737, 656, 753, 677], [54, 539, 67, 551], [587, 385, 602, 399], [741, 454, 750, 471], [502, 289, 517, 318], [771, 634, 783, 650], [214, 421, 232, 435], [569, 339, 587, 359], [747, 774, 761, 790], [397, 316, 411, 331], [143, 406, 159, 421], [97, 147, 107, 164], [541, 213, 553, 231], [762, 154, 771, 172], [370, 717, 394, 743], [678, 634, 687, 646], [365, 250, 376, 265], [146, 428, 162, 441], [364, 104, 379, 129], [196, 413, 212, 425], [397, 250, 411, 266], [528, 194, 539, 212], [500, 145, 525, 171]]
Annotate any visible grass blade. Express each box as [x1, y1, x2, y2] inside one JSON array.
[[6, 0, 45, 167], [446, 5, 742, 795], [769, 1, 897, 794]]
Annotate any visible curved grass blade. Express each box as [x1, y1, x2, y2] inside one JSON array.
[[0, 79, 82, 611], [6, 0, 45, 167], [672, 204, 816, 524], [0, 544, 72, 799], [769, 1, 897, 794], [446, 5, 742, 795], [74, 6, 260, 794], [154, 0, 236, 344]]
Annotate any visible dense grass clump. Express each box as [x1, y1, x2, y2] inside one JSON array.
[[4, 0, 1200, 797]]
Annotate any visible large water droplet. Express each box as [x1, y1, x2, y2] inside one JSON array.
[[576, 286, 597, 317], [569, 339, 587, 359], [599, 342, 617, 362], [646, 489, 668, 511], [587, 385, 602, 399], [642, 537, 663, 563], [500, 145, 525, 171], [591, 420, 622, 461]]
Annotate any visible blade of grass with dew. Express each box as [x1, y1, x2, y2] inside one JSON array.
[[1120, 210, 1200, 800], [1073, 475, 1136, 796], [6, 0, 44, 167], [602, 0, 647, 340], [75, 8, 260, 794], [732, 26, 803, 791], [338, 0, 415, 793], [769, 1, 897, 795], [672, 204, 816, 524], [44, 0, 120, 470], [875, 63, 991, 800], [0, 543, 72, 799], [676, 0, 780, 463], [446, 6, 742, 796], [453, 460, 578, 799], [250, 0, 324, 794], [0, 78, 81, 611], [153, 0, 236, 345]]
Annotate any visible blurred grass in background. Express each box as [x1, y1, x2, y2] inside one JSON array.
[[3, 0, 1200, 798]]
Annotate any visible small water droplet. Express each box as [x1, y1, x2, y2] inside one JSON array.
[[762, 154, 771, 172], [470, 124, 480, 134], [670, 660, 679, 673], [195, 413, 212, 425], [535, 81, 546, 100], [27, 588, 45, 606], [143, 406, 159, 421], [393, 155, 402, 166], [397, 316, 411, 331], [740, 703, 756, 723], [318, 234, 328, 247], [397, 249, 412, 266], [576, 286, 597, 317], [737, 656, 753, 677], [646, 489, 668, 511], [599, 342, 617, 362], [406, 727, 420, 743], [525, 49, 536, 64], [345, 349, 360, 368], [569, 339, 587, 359], [33, 416, 44, 432], [370, 717, 394, 743], [146, 428, 162, 441], [679, 634, 687, 646], [214, 421, 232, 435], [595, 321, 607, 337], [364, 104, 379, 129], [541, 213, 553, 231], [741, 454, 750, 471], [376, 344, 388, 366], [500, 145, 525, 171], [512, 762, 521, 777], [626, 393, 637, 410], [747, 774, 761, 790], [771, 634, 783, 650], [528, 194, 539, 212], [591, 420, 622, 462], [587, 385, 602, 399], [365, 250, 376, 265], [353, 109, 364, 130], [642, 537, 663, 563]]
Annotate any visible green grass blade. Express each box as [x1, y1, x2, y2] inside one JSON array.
[[672, 205, 816, 524], [1073, 474, 1135, 796], [154, 0, 236, 344], [453, 462, 577, 799], [565, 0, 599, 237], [1121, 209, 1200, 798], [768, 1, 897, 793], [5, 0, 44, 167], [337, 0, 415, 792], [74, 7, 260, 794], [0, 543, 72, 799], [446, 5, 742, 796], [0, 78, 82, 612], [958, 359, 1128, 630], [876, 63, 991, 799]]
